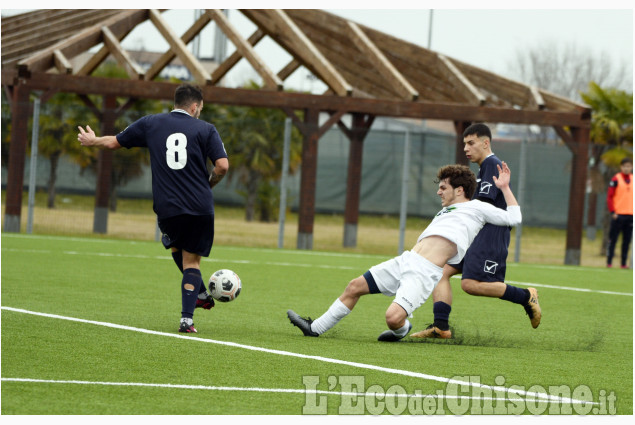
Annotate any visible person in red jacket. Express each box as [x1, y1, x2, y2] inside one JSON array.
[[606, 157, 633, 268]]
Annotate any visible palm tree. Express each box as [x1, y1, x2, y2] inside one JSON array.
[[210, 82, 302, 222], [580, 82, 633, 251], [37, 92, 90, 208]]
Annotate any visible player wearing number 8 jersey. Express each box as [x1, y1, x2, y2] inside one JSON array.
[[78, 84, 229, 334]]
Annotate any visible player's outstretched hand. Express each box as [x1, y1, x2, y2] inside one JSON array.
[[77, 125, 96, 146], [492, 161, 511, 188]]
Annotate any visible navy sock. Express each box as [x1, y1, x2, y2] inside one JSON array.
[[181, 268, 203, 319], [171, 251, 183, 273], [500, 285, 530, 305], [433, 302, 452, 331]]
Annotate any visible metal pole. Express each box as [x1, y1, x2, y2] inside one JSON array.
[[27, 96, 41, 234], [278, 118, 292, 248], [514, 135, 528, 263], [428, 10, 434, 49], [398, 130, 411, 254]]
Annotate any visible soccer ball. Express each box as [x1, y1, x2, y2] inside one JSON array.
[[208, 269, 241, 302]]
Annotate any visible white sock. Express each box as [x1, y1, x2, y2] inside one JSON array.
[[391, 320, 411, 337], [310, 298, 351, 335], [180, 317, 193, 326]]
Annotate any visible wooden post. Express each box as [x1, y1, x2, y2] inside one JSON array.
[[3, 84, 30, 232], [93, 95, 116, 234], [453, 121, 471, 165], [342, 113, 375, 247], [564, 126, 590, 265], [297, 108, 319, 250]]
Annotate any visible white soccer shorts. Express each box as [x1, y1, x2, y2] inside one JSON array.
[[368, 250, 443, 316]]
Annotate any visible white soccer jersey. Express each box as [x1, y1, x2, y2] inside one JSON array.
[[417, 200, 522, 264]]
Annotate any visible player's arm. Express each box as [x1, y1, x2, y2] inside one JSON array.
[[77, 125, 121, 150], [209, 157, 229, 188], [492, 162, 518, 207], [607, 178, 618, 218], [487, 161, 521, 226]]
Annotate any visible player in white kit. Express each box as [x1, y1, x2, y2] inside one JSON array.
[[287, 162, 532, 341]]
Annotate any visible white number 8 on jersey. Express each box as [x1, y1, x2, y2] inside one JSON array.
[[166, 133, 187, 170]]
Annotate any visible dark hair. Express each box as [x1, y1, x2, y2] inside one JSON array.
[[436, 164, 477, 199], [620, 157, 632, 165], [174, 84, 203, 109], [463, 123, 492, 141]]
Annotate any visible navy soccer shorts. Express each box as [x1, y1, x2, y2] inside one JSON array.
[[158, 214, 214, 257], [450, 224, 510, 282]]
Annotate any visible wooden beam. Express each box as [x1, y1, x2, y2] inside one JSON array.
[[77, 94, 101, 119], [17, 10, 148, 75], [277, 58, 301, 81], [529, 85, 546, 110], [212, 28, 266, 84], [149, 9, 212, 85], [317, 109, 347, 138], [101, 26, 145, 80], [206, 9, 282, 90], [53, 49, 72, 74], [77, 45, 109, 76], [553, 126, 577, 153], [437, 54, 486, 106], [11, 71, 591, 127], [2, 10, 122, 65], [245, 9, 352, 96], [281, 107, 305, 133], [346, 21, 418, 101], [145, 11, 212, 81]]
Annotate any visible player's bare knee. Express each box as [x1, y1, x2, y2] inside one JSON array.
[[344, 277, 366, 297], [385, 308, 406, 330], [461, 279, 479, 295]]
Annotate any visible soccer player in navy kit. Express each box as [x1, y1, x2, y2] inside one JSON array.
[[414, 123, 540, 339], [78, 84, 229, 334]]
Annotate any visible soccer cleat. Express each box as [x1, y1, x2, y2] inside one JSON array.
[[178, 322, 197, 333], [410, 324, 452, 339], [287, 310, 319, 337], [377, 323, 413, 342], [621, 265, 629, 269], [196, 293, 215, 310], [523, 287, 541, 329]]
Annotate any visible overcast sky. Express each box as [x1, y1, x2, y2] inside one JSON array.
[[3, 3, 633, 92]]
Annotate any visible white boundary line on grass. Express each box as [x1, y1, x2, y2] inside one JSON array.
[[0, 377, 593, 405], [1, 306, 594, 405], [3, 245, 632, 296]]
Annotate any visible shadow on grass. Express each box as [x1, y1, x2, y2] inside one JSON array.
[[401, 326, 605, 352]]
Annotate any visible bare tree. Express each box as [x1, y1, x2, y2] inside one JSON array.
[[509, 41, 633, 248], [508, 40, 632, 102]]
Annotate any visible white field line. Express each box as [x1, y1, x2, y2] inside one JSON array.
[[1, 306, 593, 405], [1, 232, 615, 268], [0, 377, 592, 404], [2, 245, 632, 295]]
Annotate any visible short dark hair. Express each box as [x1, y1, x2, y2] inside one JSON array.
[[436, 164, 477, 199], [463, 123, 492, 141], [174, 84, 203, 109], [620, 157, 632, 165]]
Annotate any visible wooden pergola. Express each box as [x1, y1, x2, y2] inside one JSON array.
[[1, 9, 591, 264]]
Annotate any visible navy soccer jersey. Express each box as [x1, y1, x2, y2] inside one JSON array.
[[474, 155, 507, 208], [116, 110, 227, 220], [458, 154, 511, 282]]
